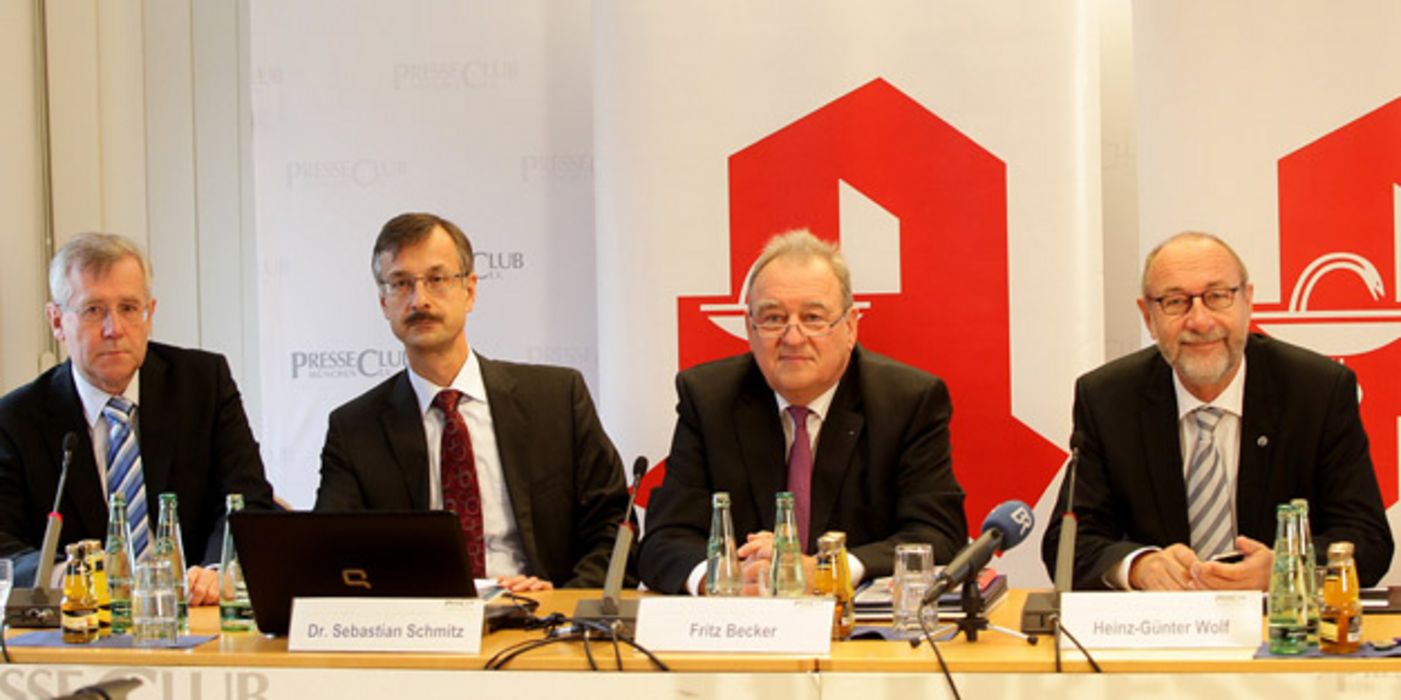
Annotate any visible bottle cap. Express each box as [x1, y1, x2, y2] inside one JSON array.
[[816, 531, 847, 554]]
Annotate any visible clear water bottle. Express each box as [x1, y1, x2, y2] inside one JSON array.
[[770, 491, 806, 597], [705, 492, 744, 596], [1290, 498, 1319, 648], [154, 492, 189, 634], [1267, 504, 1308, 654], [105, 493, 135, 635], [219, 493, 256, 632]]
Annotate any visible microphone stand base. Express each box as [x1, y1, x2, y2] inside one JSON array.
[[571, 598, 639, 634], [5, 588, 62, 628], [1020, 590, 1060, 636]]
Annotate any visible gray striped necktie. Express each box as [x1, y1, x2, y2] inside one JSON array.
[[1186, 406, 1233, 557], [103, 396, 151, 560]]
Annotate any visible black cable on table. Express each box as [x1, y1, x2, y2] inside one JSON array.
[[1056, 616, 1101, 673], [917, 601, 962, 700]]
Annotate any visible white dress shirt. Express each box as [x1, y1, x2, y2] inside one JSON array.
[[70, 365, 141, 493], [1109, 357, 1247, 589], [406, 349, 529, 578]]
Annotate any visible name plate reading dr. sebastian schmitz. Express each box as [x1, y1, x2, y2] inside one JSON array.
[[288, 598, 484, 653], [634, 597, 835, 655]]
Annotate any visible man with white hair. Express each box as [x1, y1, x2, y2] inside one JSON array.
[[0, 233, 276, 603], [640, 229, 968, 595]]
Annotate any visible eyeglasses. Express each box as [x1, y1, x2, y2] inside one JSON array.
[[67, 301, 150, 326], [748, 307, 851, 339], [378, 272, 468, 299], [1147, 286, 1241, 316]]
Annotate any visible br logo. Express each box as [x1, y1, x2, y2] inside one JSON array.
[[1254, 96, 1401, 511], [651, 78, 1065, 528]]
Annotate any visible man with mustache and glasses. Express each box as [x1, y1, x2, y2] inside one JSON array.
[[1043, 232, 1393, 590], [314, 213, 629, 592], [639, 230, 967, 595]]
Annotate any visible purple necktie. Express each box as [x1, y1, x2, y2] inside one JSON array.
[[785, 405, 813, 551]]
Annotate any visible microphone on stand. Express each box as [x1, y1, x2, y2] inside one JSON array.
[[573, 456, 650, 627], [5, 432, 78, 628], [37, 432, 78, 584], [1021, 439, 1082, 635], [921, 499, 1035, 608]]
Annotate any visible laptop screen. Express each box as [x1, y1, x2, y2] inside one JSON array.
[[229, 511, 478, 635]]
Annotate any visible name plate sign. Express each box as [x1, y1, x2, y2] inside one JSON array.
[[1060, 591, 1261, 649], [288, 598, 483, 654], [635, 597, 835, 655]]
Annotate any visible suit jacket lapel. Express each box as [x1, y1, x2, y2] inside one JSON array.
[[46, 364, 107, 536], [809, 361, 862, 552], [381, 372, 431, 509], [479, 356, 542, 572], [734, 363, 784, 531], [137, 351, 174, 505], [1141, 357, 1191, 544], [1236, 337, 1279, 540]]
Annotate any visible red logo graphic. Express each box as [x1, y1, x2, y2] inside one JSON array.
[[1255, 96, 1401, 509], [667, 78, 1065, 528]]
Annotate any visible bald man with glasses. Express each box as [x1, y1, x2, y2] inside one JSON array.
[[1042, 231, 1393, 591]]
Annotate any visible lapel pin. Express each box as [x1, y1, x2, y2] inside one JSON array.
[[1257, 435, 1269, 448]]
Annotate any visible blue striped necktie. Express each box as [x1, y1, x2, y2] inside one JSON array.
[[103, 396, 151, 560], [1186, 406, 1233, 558]]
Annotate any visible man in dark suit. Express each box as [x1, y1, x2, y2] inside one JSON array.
[[639, 230, 968, 595], [0, 233, 276, 603], [314, 212, 628, 591], [1043, 231, 1393, 590]]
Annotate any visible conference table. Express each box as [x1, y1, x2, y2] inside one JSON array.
[[4, 590, 1400, 699]]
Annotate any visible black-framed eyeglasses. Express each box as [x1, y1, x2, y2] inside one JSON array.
[[748, 307, 851, 338], [1147, 286, 1241, 316], [377, 272, 468, 299]]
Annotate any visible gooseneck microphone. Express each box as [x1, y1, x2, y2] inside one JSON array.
[[572, 456, 649, 625], [1021, 439, 1082, 636], [1052, 446, 1080, 592], [921, 500, 1035, 607], [35, 432, 78, 587], [5, 433, 78, 628]]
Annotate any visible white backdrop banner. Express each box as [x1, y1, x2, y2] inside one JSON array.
[[593, 0, 1104, 588], [249, 1, 597, 507], [1134, 0, 1401, 584]]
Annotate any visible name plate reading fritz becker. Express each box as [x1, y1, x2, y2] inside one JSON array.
[[635, 597, 835, 655]]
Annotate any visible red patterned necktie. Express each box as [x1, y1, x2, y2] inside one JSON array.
[[433, 389, 486, 578], [785, 405, 813, 552]]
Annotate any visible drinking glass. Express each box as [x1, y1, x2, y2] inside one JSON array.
[[0, 559, 12, 610], [131, 561, 179, 647], [891, 543, 935, 634]]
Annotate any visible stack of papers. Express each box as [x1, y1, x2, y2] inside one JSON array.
[[853, 568, 1007, 621]]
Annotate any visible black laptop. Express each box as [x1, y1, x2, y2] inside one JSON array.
[[229, 511, 486, 636]]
